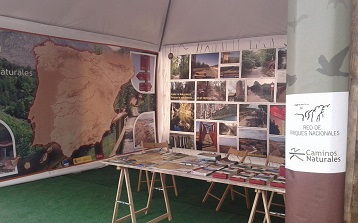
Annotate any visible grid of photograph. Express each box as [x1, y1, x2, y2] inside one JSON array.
[[169, 49, 286, 158]]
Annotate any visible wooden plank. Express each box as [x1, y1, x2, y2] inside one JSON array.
[[346, 1, 358, 221]]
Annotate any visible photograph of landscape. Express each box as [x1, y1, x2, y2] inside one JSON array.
[[239, 128, 267, 157], [196, 103, 237, 121], [246, 79, 275, 102], [171, 81, 195, 101], [228, 80, 245, 102], [191, 53, 219, 79], [219, 137, 237, 153], [219, 122, 237, 136], [269, 105, 285, 135], [221, 51, 240, 64], [134, 112, 156, 148], [276, 83, 286, 103], [220, 66, 240, 78], [171, 55, 190, 79], [0, 122, 17, 177], [241, 48, 276, 78], [169, 133, 195, 149], [170, 102, 194, 132], [197, 81, 226, 101], [239, 104, 267, 128], [196, 121, 217, 151], [269, 136, 285, 158], [277, 48, 287, 77]]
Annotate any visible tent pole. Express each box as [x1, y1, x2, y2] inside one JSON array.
[[158, 0, 172, 51]]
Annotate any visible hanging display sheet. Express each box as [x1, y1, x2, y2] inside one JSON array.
[[286, 92, 348, 173], [0, 29, 157, 182], [167, 36, 287, 158]]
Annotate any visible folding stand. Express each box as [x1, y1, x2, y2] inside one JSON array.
[[248, 189, 271, 223], [112, 167, 172, 223]]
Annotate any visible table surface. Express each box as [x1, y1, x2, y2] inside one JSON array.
[[101, 149, 285, 194]]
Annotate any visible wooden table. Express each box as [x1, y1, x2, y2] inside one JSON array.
[[102, 150, 285, 223]]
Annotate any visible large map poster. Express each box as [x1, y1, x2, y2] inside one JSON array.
[[0, 29, 156, 180]]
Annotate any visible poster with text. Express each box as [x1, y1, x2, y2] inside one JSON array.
[[0, 29, 157, 180]]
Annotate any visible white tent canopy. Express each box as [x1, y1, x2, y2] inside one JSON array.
[[0, 0, 288, 51]]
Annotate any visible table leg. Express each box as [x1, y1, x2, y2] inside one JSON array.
[[263, 192, 275, 223], [216, 184, 231, 211], [261, 191, 271, 223], [160, 173, 172, 220], [145, 172, 157, 214], [112, 168, 125, 223], [248, 189, 261, 223], [123, 168, 137, 223]]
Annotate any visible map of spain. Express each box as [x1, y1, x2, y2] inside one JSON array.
[[29, 41, 134, 156]]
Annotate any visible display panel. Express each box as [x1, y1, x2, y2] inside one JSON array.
[[0, 29, 157, 180], [169, 37, 286, 158]]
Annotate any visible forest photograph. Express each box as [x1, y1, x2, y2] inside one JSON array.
[[197, 81, 226, 101], [241, 48, 276, 78], [170, 81, 195, 101], [170, 55, 190, 79], [196, 103, 237, 121], [170, 102, 194, 132], [169, 133, 194, 149]]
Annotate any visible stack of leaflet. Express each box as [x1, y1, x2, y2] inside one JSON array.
[[229, 172, 256, 182], [212, 167, 238, 179], [216, 158, 238, 167], [249, 173, 276, 185], [228, 163, 251, 173], [197, 152, 221, 161], [270, 176, 286, 188], [223, 165, 246, 174], [191, 167, 214, 176], [192, 162, 226, 176], [261, 168, 280, 176], [179, 158, 211, 167], [206, 163, 227, 171]]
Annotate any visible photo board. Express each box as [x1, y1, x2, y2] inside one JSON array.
[[168, 36, 286, 158]]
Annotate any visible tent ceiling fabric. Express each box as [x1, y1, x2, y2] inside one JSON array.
[[162, 0, 288, 46], [0, 0, 287, 51]]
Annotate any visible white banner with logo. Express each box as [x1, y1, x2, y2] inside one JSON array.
[[286, 92, 348, 173]]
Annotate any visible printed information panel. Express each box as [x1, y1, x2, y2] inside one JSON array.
[[286, 92, 348, 173]]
